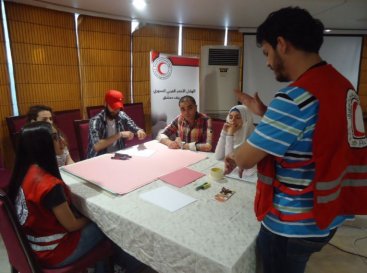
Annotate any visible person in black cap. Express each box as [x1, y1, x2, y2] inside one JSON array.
[[87, 90, 146, 158]]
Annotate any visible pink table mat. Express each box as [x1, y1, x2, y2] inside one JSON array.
[[159, 168, 205, 188], [62, 141, 207, 194]]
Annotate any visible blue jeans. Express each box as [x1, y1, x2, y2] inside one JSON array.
[[56, 222, 145, 273], [256, 224, 337, 273], [55, 222, 108, 273]]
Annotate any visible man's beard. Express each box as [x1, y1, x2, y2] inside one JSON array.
[[273, 52, 290, 82], [105, 106, 118, 120]]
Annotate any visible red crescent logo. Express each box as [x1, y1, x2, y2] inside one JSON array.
[[157, 62, 165, 75]]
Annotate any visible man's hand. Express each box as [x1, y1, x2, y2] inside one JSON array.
[[234, 89, 267, 117], [120, 131, 134, 140], [224, 153, 237, 175], [136, 129, 146, 140], [167, 140, 180, 149]]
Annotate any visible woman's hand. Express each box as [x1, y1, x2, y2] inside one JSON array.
[[223, 122, 240, 136]]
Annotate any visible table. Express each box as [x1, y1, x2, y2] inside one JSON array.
[[60, 145, 260, 273]]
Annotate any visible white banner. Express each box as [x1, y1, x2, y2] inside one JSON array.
[[150, 51, 200, 138]]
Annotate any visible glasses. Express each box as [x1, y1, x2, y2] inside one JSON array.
[[51, 132, 61, 141]]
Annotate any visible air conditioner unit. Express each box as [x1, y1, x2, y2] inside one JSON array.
[[200, 45, 240, 120]]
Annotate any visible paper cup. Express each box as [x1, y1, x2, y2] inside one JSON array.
[[210, 167, 224, 181]]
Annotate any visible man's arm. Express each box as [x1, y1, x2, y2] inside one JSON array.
[[93, 132, 129, 153], [159, 117, 180, 149], [195, 117, 213, 152], [224, 141, 267, 175], [234, 141, 268, 169], [88, 117, 132, 155]]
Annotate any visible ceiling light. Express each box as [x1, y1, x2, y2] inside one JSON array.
[[324, 29, 332, 33], [133, 0, 146, 10]]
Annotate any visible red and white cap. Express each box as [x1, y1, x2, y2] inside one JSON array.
[[105, 90, 124, 110]]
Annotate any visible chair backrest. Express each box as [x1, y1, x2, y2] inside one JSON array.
[[0, 189, 40, 273], [73, 119, 90, 161], [5, 115, 28, 150], [87, 103, 146, 131], [86, 105, 104, 119], [54, 109, 81, 161], [124, 102, 146, 131], [0, 151, 11, 190], [211, 118, 225, 152]]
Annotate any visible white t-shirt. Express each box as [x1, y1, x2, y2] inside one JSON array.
[[106, 119, 118, 153]]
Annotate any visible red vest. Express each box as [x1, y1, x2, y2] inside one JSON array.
[[19, 165, 81, 266], [255, 64, 367, 229]]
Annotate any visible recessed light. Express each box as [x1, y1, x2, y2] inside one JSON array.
[[133, 0, 146, 10]]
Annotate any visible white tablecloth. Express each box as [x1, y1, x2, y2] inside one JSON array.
[[61, 151, 260, 273]]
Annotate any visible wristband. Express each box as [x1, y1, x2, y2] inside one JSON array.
[[189, 142, 197, 151]]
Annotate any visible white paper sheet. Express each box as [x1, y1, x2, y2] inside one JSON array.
[[139, 186, 197, 212], [225, 167, 257, 183], [117, 145, 155, 157]]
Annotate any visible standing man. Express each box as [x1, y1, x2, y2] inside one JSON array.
[[159, 95, 212, 152], [225, 7, 367, 273], [87, 90, 146, 158]]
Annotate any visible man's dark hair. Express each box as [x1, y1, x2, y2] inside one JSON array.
[[26, 105, 53, 123], [256, 6, 324, 53], [179, 95, 196, 106]]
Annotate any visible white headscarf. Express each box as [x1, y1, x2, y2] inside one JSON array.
[[226, 105, 255, 149]]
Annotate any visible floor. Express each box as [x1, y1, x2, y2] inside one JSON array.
[[1, 216, 366, 273]]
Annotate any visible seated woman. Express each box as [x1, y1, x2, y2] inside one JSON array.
[[215, 105, 255, 160], [158, 95, 212, 152], [8, 122, 144, 272], [52, 125, 74, 166]]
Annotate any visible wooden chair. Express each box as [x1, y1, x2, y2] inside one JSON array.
[[86, 105, 104, 119], [54, 109, 82, 162], [5, 115, 28, 150], [0, 188, 114, 273], [73, 119, 90, 161], [211, 118, 225, 152]]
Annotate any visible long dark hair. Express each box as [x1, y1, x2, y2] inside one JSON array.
[[8, 121, 61, 202]]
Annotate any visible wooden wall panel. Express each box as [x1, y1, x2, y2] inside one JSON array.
[[183, 27, 224, 56], [0, 5, 12, 169], [5, 2, 80, 114], [132, 24, 179, 133], [78, 15, 131, 116]]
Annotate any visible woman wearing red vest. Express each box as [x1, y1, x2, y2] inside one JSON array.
[[8, 122, 145, 272]]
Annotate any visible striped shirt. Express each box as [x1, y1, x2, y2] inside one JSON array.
[[248, 86, 351, 237], [87, 110, 142, 158]]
